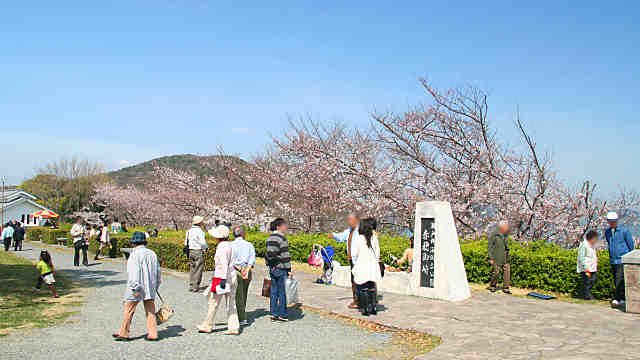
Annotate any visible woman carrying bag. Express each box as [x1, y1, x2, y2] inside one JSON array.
[[197, 225, 240, 335], [352, 219, 381, 316]]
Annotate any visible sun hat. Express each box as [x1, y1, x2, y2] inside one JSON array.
[[208, 225, 230, 239], [130, 231, 147, 244], [606, 211, 619, 221], [192, 216, 204, 225]]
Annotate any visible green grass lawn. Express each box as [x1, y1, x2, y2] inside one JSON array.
[[0, 251, 83, 336]]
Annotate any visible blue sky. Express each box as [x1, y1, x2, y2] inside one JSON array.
[[1, 1, 638, 196]]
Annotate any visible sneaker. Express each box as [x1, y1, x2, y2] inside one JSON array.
[[487, 286, 497, 293], [611, 300, 620, 307], [503, 288, 512, 295], [239, 320, 249, 326], [33, 288, 41, 292]]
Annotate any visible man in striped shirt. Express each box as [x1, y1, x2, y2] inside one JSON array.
[[266, 218, 291, 321]]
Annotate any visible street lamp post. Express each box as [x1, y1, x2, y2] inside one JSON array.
[[1, 176, 5, 227]]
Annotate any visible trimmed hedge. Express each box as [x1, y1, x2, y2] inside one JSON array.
[[25, 226, 617, 299], [461, 239, 614, 299]]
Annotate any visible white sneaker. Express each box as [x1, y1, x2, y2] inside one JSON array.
[[239, 320, 249, 326], [611, 300, 620, 307]]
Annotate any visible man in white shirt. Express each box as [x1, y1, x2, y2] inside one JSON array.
[[329, 213, 360, 309], [185, 216, 208, 292]]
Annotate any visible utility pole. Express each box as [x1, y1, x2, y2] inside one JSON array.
[[1, 176, 5, 227]]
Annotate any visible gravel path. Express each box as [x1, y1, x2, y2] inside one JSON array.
[[2, 243, 387, 360]]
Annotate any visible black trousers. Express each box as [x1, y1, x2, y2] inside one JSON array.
[[74, 245, 88, 266], [580, 272, 598, 299], [3, 237, 11, 251], [611, 264, 625, 301], [13, 239, 22, 251]]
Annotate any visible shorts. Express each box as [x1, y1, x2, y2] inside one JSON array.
[[42, 273, 55, 285]]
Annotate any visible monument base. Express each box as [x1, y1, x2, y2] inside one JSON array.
[[332, 266, 466, 299]]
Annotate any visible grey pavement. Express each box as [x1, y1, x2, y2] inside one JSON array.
[[290, 264, 640, 360], [2, 242, 388, 360]]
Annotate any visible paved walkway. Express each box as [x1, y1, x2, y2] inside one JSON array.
[[2, 243, 389, 360], [287, 266, 640, 360], [6, 242, 640, 359]]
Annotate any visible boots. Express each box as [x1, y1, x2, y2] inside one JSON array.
[[368, 290, 377, 315], [359, 291, 370, 316]]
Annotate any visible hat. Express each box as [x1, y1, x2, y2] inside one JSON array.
[[192, 216, 204, 225], [130, 231, 147, 244], [208, 225, 230, 239], [606, 211, 619, 221]]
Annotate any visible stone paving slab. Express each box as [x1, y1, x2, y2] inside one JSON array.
[[271, 263, 640, 360]]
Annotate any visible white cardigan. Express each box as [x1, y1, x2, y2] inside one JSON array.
[[351, 233, 382, 285]]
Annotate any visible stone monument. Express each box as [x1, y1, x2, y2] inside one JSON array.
[[622, 250, 640, 313], [410, 201, 471, 301], [331, 200, 471, 301]]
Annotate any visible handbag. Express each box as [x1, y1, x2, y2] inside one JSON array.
[[261, 277, 271, 297], [183, 231, 190, 258], [155, 291, 175, 325]]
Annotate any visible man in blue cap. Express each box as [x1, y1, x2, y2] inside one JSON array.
[[605, 211, 635, 308], [113, 232, 162, 341]]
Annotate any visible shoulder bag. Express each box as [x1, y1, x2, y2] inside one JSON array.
[[155, 291, 175, 325], [183, 230, 190, 258]]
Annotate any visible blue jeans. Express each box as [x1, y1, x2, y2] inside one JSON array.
[[269, 267, 288, 319]]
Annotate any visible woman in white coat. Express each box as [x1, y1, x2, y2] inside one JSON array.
[[352, 219, 381, 316], [197, 225, 239, 335]]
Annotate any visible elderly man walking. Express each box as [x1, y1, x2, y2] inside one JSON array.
[[186, 216, 208, 292], [488, 221, 512, 294], [231, 226, 256, 326], [113, 232, 162, 341], [605, 211, 635, 308], [329, 213, 360, 308], [2, 223, 14, 251]]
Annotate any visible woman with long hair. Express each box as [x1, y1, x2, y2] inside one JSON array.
[[352, 219, 381, 316]]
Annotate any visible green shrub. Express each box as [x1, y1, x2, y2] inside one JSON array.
[[88, 234, 218, 272], [30, 225, 617, 299], [461, 239, 614, 299], [25, 227, 46, 242]]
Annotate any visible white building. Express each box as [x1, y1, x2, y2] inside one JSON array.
[[1, 189, 55, 226]]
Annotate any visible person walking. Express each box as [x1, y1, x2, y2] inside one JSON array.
[[329, 213, 360, 309], [266, 218, 291, 322], [113, 232, 162, 341], [231, 226, 256, 326], [352, 220, 382, 316], [2, 223, 14, 251], [94, 222, 110, 260], [488, 221, 511, 294], [605, 211, 635, 308], [34, 250, 59, 298], [185, 216, 208, 292], [70, 217, 89, 267], [13, 222, 24, 251], [198, 225, 240, 335]]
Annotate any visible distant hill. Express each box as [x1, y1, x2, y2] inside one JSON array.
[[108, 154, 247, 187]]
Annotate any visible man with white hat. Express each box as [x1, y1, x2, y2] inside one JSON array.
[[604, 211, 635, 307], [186, 216, 208, 292]]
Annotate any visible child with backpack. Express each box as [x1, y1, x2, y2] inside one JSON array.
[[35, 250, 59, 298]]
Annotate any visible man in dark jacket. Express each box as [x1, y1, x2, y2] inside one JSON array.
[[488, 221, 511, 294], [266, 218, 292, 321], [605, 211, 635, 308], [13, 222, 25, 251]]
